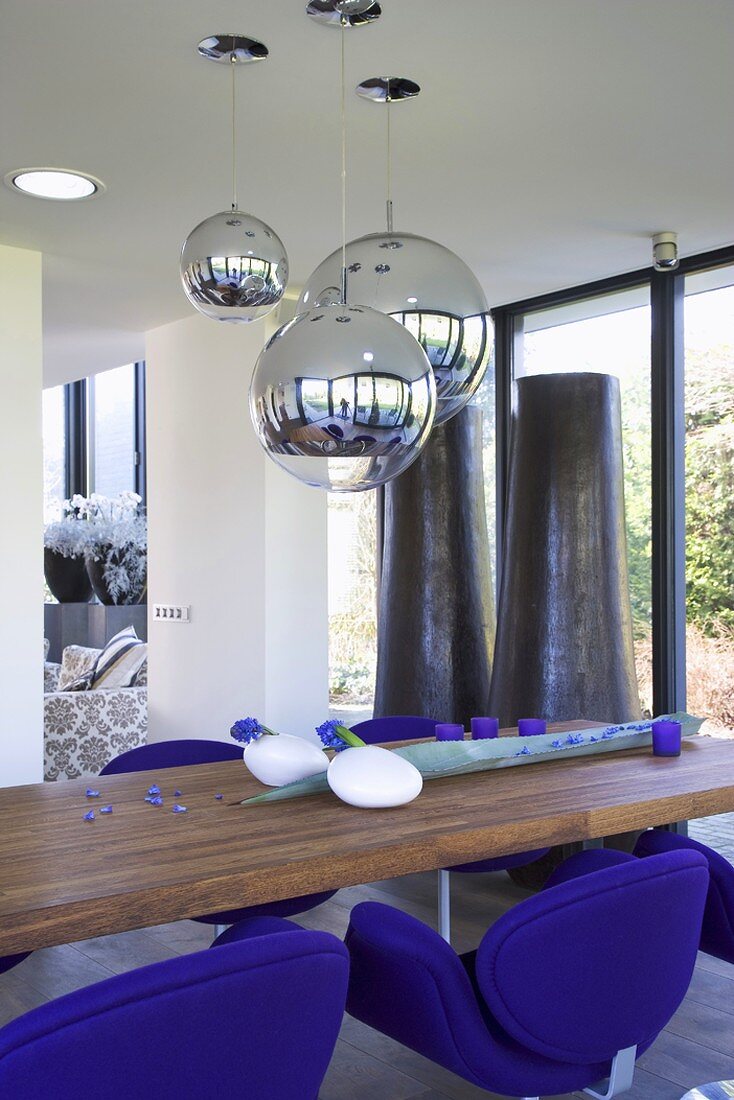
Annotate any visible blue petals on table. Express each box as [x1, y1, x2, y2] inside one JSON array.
[[172, 804, 187, 814], [100, 805, 113, 814], [215, 793, 223, 800], [174, 789, 182, 797], [83, 810, 95, 821], [145, 795, 163, 806], [241, 713, 705, 805], [85, 788, 100, 798], [147, 785, 161, 796]]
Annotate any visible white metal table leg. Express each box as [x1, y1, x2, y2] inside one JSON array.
[[438, 869, 451, 943]]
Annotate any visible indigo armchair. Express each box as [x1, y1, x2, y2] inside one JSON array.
[[101, 739, 336, 927], [352, 715, 550, 942], [0, 926, 349, 1100], [345, 849, 709, 1099]]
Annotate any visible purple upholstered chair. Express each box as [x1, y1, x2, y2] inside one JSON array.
[[101, 740, 336, 928], [345, 850, 709, 1099], [0, 926, 349, 1100], [352, 715, 550, 943], [634, 829, 734, 965]]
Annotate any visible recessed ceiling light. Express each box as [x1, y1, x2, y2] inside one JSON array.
[[4, 168, 104, 201]]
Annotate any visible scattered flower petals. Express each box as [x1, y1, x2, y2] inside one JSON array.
[[145, 795, 164, 806], [174, 789, 182, 797], [514, 746, 532, 756], [215, 793, 223, 800], [100, 805, 113, 814], [85, 788, 100, 798], [172, 804, 188, 814], [147, 784, 161, 796], [83, 810, 95, 821], [551, 738, 564, 749], [565, 733, 585, 746]]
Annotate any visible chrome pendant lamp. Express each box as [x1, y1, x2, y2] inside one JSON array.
[[180, 35, 289, 323], [249, 2, 436, 492], [299, 75, 491, 423]]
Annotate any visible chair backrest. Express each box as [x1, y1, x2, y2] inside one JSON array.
[[351, 715, 438, 744], [0, 930, 349, 1100], [474, 850, 709, 1065], [635, 829, 734, 965], [100, 738, 243, 775]]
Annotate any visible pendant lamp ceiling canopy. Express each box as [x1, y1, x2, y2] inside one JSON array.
[[180, 34, 289, 323]]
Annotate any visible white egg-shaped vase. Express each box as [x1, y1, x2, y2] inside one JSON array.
[[327, 745, 423, 809], [244, 734, 328, 788]]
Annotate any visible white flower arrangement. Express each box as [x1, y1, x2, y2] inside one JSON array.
[[44, 492, 147, 603]]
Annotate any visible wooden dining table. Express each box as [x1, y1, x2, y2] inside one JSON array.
[[2, 720, 734, 956]]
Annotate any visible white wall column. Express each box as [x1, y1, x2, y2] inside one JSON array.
[[145, 312, 328, 744], [0, 245, 43, 787]]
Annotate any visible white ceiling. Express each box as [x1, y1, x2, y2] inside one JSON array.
[[1, 0, 733, 386]]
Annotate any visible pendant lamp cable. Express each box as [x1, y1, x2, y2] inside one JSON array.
[[231, 51, 238, 211], [386, 89, 393, 233], [340, 15, 348, 305]]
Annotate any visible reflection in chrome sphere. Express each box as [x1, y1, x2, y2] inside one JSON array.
[[299, 231, 491, 423], [335, 0, 377, 12], [181, 210, 288, 323], [249, 304, 436, 492]]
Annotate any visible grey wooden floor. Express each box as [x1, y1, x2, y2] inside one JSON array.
[[2, 867, 733, 1099]]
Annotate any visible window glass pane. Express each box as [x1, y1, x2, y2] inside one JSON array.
[[684, 269, 734, 737], [517, 289, 653, 715], [92, 364, 136, 496], [43, 385, 66, 523], [328, 492, 377, 721]]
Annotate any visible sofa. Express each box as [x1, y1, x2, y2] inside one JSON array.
[[44, 644, 147, 781]]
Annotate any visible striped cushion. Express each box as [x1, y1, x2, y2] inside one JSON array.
[[90, 626, 147, 690]]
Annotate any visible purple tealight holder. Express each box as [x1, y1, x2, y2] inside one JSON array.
[[436, 723, 465, 742], [652, 720, 682, 757], [471, 717, 499, 740], [518, 718, 547, 737]]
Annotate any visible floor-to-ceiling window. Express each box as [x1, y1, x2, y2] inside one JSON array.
[[684, 269, 734, 736], [327, 492, 378, 717], [42, 385, 66, 523], [89, 363, 137, 496], [513, 289, 654, 714]]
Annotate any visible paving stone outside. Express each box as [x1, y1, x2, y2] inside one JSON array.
[[689, 812, 734, 864]]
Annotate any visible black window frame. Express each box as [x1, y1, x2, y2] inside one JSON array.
[[491, 242, 734, 716], [61, 360, 147, 505]]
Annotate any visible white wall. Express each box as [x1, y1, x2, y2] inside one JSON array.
[[0, 245, 43, 786], [145, 312, 328, 744]]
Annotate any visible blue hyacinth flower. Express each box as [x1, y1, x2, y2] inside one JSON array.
[[172, 804, 187, 814], [230, 717, 266, 744], [147, 784, 161, 796], [316, 719, 349, 752], [145, 795, 163, 806], [85, 788, 100, 798], [83, 810, 95, 821], [100, 805, 113, 814]]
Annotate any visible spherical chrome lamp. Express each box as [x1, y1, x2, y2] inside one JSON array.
[[250, 303, 436, 492], [250, 5, 436, 492], [299, 77, 491, 423], [180, 35, 289, 323]]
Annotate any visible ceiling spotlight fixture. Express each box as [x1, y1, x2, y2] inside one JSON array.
[[180, 35, 289, 323], [4, 168, 103, 201], [652, 231, 679, 272], [299, 76, 492, 424], [249, 7, 436, 492]]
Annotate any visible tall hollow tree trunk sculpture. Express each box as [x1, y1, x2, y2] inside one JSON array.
[[374, 405, 495, 725], [489, 372, 641, 726]]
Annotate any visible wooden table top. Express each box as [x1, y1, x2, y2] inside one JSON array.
[[1, 722, 733, 955]]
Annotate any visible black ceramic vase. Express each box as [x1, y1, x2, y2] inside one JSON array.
[[488, 372, 641, 726], [44, 548, 93, 604], [86, 547, 147, 606], [374, 405, 495, 726]]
